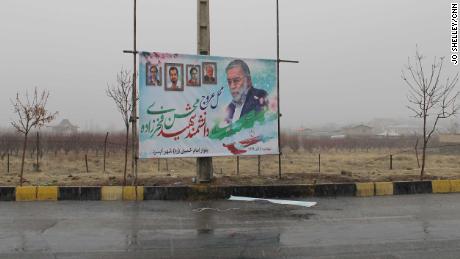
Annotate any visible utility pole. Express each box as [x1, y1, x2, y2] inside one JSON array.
[[276, 0, 299, 178], [276, 0, 281, 179], [196, 0, 213, 182]]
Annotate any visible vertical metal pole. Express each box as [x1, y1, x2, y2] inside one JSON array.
[[7, 153, 9, 173], [318, 153, 321, 173], [103, 132, 109, 172], [196, 0, 213, 183], [236, 156, 240, 175], [276, 0, 282, 179], [131, 0, 138, 185], [390, 154, 393, 170]]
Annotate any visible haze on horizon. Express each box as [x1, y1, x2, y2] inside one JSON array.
[[0, 0, 458, 131]]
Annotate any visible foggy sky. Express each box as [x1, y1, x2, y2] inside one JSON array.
[[0, 0, 458, 131]]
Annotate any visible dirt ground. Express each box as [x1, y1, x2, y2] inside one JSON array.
[[0, 148, 458, 186]]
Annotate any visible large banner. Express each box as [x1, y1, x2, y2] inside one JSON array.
[[139, 52, 279, 158]]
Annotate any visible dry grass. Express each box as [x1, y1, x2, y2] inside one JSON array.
[[0, 147, 459, 186]]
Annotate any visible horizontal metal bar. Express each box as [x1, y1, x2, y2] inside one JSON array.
[[123, 51, 298, 64], [278, 59, 299, 63], [123, 50, 139, 54]]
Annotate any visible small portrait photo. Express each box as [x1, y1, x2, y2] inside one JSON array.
[[186, 65, 201, 87], [146, 63, 162, 86], [164, 63, 184, 91], [202, 62, 217, 84]]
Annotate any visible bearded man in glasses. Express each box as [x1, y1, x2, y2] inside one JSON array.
[[224, 59, 268, 124]]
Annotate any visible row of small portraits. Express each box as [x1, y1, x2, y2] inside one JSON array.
[[146, 62, 217, 91]]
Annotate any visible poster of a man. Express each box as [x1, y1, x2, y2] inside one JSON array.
[[224, 59, 268, 124], [139, 51, 278, 158], [186, 65, 201, 86], [146, 63, 162, 86], [202, 62, 217, 84], [165, 63, 184, 91]]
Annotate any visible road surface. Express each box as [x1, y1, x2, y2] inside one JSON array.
[[1, 194, 460, 258]]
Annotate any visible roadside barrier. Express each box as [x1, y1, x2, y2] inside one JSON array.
[[1, 180, 459, 201]]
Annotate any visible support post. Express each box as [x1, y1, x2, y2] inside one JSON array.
[[197, 0, 210, 55], [85, 154, 89, 173], [197, 156, 213, 181], [103, 132, 109, 172], [196, 0, 213, 183], [318, 153, 321, 173], [7, 153, 9, 173], [274, 1, 298, 179], [236, 156, 240, 175], [276, 0, 282, 179], [390, 154, 393, 170]]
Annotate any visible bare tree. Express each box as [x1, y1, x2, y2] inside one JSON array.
[[10, 87, 57, 185], [106, 69, 133, 185], [402, 48, 459, 179]]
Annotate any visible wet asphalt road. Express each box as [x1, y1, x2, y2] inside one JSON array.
[[1, 194, 460, 258]]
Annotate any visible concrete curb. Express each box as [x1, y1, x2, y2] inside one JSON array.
[[1, 180, 459, 201]]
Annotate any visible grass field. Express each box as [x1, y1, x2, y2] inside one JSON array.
[[1, 147, 459, 186]]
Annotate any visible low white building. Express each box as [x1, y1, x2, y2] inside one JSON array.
[[49, 119, 79, 134]]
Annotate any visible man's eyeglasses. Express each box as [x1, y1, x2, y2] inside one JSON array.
[[227, 77, 244, 86]]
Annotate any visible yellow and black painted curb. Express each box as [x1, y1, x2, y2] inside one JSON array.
[[0, 180, 457, 201]]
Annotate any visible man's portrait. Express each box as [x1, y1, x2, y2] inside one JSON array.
[[146, 63, 162, 86], [186, 65, 201, 86], [164, 63, 184, 91], [202, 62, 217, 84], [224, 59, 268, 124]]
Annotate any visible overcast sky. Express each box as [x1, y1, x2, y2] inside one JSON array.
[[0, 0, 458, 131]]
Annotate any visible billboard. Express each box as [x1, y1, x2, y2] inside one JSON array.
[[139, 52, 278, 158]]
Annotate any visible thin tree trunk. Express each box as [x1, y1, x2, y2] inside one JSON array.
[[36, 131, 39, 171], [415, 137, 420, 168], [123, 126, 129, 186], [421, 143, 427, 180], [421, 114, 427, 180], [20, 133, 28, 186]]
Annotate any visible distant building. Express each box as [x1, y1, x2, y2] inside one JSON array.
[[386, 125, 420, 136], [50, 119, 79, 134], [342, 125, 373, 137], [376, 129, 401, 137]]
